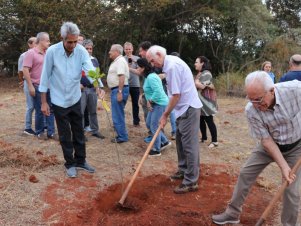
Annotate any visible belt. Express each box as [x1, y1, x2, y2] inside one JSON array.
[[277, 138, 301, 153], [111, 85, 128, 90]]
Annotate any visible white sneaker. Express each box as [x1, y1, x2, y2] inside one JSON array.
[[208, 142, 218, 148]]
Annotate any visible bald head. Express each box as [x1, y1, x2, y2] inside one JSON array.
[[289, 54, 301, 69]]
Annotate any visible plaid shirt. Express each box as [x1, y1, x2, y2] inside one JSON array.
[[245, 80, 301, 145]]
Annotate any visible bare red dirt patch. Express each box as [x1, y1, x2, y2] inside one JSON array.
[[42, 164, 275, 225]]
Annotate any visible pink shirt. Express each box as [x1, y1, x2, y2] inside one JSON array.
[[23, 47, 45, 84]]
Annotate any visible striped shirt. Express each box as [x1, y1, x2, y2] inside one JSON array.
[[245, 80, 301, 145]]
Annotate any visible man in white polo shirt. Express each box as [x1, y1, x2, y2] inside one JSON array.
[[107, 44, 130, 143]]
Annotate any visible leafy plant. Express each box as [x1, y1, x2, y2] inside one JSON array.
[[88, 68, 105, 88]]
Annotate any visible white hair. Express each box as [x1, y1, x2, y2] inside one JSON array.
[[60, 22, 80, 39], [36, 32, 49, 44], [147, 45, 167, 57], [245, 71, 274, 91], [111, 44, 123, 54]]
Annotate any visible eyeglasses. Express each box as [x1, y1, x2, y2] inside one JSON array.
[[247, 92, 267, 104]]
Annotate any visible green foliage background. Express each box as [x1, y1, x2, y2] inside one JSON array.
[[1, 0, 301, 90]]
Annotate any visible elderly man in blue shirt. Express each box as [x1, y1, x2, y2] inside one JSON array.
[[39, 22, 96, 178]]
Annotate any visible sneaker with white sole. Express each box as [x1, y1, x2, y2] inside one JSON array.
[[149, 149, 161, 157], [24, 128, 36, 136], [76, 162, 95, 173], [66, 166, 77, 178], [212, 211, 240, 225], [160, 141, 172, 151], [208, 142, 218, 148]]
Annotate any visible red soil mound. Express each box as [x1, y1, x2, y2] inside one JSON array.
[[42, 164, 275, 225]]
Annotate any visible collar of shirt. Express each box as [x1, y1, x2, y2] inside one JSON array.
[[33, 47, 45, 55], [113, 55, 123, 62]]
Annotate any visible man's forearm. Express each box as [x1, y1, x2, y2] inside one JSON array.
[[41, 93, 47, 104], [23, 68, 33, 87], [118, 75, 125, 90], [262, 137, 289, 170], [164, 94, 180, 116]]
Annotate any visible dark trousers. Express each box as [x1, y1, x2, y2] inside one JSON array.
[[200, 115, 217, 142], [84, 107, 89, 127], [52, 100, 86, 168], [129, 87, 140, 125]]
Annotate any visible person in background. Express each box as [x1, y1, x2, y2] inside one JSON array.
[[39, 22, 96, 178], [23, 32, 56, 141], [262, 61, 276, 83], [124, 42, 141, 127], [146, 45, 202, 194], [107, 44, 130, 143], [137, 58, 171, 156], [279, 54, 301, 82], [81, 39, 105, 139], [77, 33, 90, 132], [18, 37, 37, 135], [212, 71, 301, 225], [194, 56, 218, 148]]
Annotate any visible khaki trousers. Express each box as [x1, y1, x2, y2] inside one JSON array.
[[226, 141, 301, 226]]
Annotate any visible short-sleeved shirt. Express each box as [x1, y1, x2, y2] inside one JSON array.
[[23, 47, 45, 84], [279, 71, 301, 82], [107, 55, 129, 88], [162, 55, 202, 118], [245, 80, 301, 145], [124, 55, 140, 87]]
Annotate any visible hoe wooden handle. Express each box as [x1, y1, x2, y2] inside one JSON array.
[[118, 127, 162, 205], [255, 156, 301, 226]]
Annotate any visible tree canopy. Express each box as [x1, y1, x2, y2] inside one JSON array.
[[0, 0, 301, 76]]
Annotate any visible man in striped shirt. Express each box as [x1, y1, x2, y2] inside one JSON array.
[[212, 71, 301, 225]]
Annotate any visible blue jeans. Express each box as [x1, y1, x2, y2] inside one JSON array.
[[33, 86, 55, 136], [146, 103, 169, 151], [111, 86, 129, 141], [170, 110, 176, 135], [23, 81, 34, 130]]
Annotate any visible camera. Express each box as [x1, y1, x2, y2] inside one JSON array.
[[128, 58, 132, 64]]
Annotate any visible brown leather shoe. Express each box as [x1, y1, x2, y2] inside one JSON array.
[[170, 171, 184, 180], [173, 183, 198, 194]]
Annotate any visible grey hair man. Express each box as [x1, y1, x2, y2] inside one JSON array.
[[124, 41, 140, 126], [279, 54, 301, 82], [212, 71, 301, 225], [107, 44, 130, 143], [80, 38, 105, 139], [18, 37, 37, 136], [39, 22, 96, 178], [146, 45, 203, 194]]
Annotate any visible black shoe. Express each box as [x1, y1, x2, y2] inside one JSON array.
[[92, 132, 105, 139], [24, 128, 36, 136], [160, 141, 172, 151], [170, 171, 184, 180], [111, 138, 126, 143], [148, 149, 161, 157]]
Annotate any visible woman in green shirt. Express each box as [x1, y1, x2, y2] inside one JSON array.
[[137, 58, 171, 156]]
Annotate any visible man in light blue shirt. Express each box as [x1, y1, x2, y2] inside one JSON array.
[[146, 45, 203, 194], [39, 22, 96, 178]]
